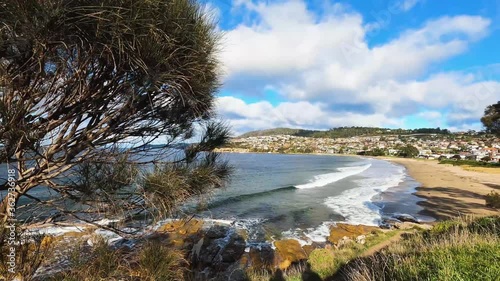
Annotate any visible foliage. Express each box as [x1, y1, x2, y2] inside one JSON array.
[[239, 127, 451, 139], [439, 159, 500, 168], [481, 101, 500, 136], [0, 0, 230, 224], [364, 148, 386, 156], [481, 156, 492, 162], [0, 224, 53, 281], [50, 238, 186, 280], [485, 191, 500, 209], [397, 145, 419, 158]]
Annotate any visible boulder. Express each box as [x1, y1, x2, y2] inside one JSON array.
[[274, 239, 307, 270], [221, 232, 246, 263], [156, 219, 203, 250], [394, 222, 433, 230], [157, 219, 203, 235], [246, 244, 275, 269], [356, 235, 366, 245], [381, 218, 402, 229], [393, 214, 419, 223], [206, 225, 230, 239], [328, 223, 379, 244]]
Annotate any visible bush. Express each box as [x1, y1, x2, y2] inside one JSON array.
[[0, 224, 53, 281], [485, 191, 500, 209], [51, 238, 187, 280]]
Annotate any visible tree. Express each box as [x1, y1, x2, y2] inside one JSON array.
[[398, 145, 419, 158], [481, 101, 500, 136], [0, 0, 230, 225]]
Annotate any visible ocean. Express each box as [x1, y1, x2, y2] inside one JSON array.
[[194, 153, 433, 244], [1, 152, 432, 244]]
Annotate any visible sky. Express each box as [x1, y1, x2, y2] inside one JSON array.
[[204, 0, 500, 135]]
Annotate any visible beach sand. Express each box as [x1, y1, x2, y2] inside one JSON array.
[[387, 158, 499, 220]]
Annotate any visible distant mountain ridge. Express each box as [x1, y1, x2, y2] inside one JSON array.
[[238, 127, 452, 139], [238, 128, 316, 138]]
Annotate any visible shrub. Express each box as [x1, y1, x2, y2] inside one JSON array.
[[0, 224, 53, 281], [137, 241, 186, 281], [485, 191, 500, 209]]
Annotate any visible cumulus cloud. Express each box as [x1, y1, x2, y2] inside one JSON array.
[[217, 0, 497, 133]]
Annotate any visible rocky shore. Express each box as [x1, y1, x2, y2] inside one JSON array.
[[29, 217, 431, 280]]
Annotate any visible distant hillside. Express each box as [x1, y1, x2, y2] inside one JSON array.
[[238, 128, 318, 138], [239, 127, 451, 139]]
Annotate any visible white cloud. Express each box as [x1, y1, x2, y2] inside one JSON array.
[[398, 0, 422, 12], [216, 96, 403, 135], [218, 0, 497, 132]]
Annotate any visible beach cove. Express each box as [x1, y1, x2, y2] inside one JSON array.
[[386, 158, 500, 220]]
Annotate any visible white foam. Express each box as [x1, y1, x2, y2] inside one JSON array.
[[27, 226, 86, 236], [304, 222, 335, 243], [296, 164, 372, 189], [281, 229, 312, 246], [324, 163, 405, 225]]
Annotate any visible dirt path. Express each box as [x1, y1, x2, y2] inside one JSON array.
[[360, 231, 409, 257]]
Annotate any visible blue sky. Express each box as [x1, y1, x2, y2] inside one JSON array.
[[204, 0, 500, 135]]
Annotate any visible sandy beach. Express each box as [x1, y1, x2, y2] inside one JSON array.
[[387, 158, 499, 220]]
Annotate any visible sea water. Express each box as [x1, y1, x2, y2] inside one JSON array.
[[196, 153, 431, 244]]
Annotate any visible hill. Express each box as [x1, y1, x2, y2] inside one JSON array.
[[239, 126, 451, 139], [238, 127, 318, 138]]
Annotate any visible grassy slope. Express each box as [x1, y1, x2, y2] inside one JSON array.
[[248, 216, 500, 281], [335, 216, 500, 281]]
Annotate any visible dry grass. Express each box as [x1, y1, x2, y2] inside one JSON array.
[[462, 165, 500, 174], [47, 237, 187, 281]]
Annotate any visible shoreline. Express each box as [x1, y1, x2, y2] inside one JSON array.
[[385, 158, 499, 221]]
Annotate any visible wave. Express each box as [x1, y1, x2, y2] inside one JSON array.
[[206, 185, 296, 209], [324, 163, 406, 225], [295, 164, 372, 189]]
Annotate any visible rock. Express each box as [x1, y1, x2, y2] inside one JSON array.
[[356, 235, 366, 245], [394, 222, 433, 230], [213, 262, 248, 281], [157, 219, 203, 235], [221, 233, 246, 263], [393, 214, 419, 223], [193, 229, 247, 275], [156, 219, 203, 250], [247, 244, 275, 269], [274, 239, 307, 270], [381, 218, 402, 229], [302, 244, 317, 257], [206, 225, 230, 239], [328, 223, 379, 244], [337, 236, 354, 248]]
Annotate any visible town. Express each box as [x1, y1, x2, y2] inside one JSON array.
[[218, 131, 500, 162]]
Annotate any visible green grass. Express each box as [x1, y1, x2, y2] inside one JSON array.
[[340, 216, 500, 281], [439, 159, 500, 168]]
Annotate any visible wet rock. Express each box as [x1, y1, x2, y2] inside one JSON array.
[[328, 223, 379, 244], [206, 225, 230, 239], [381, 218, 402, 229], [393, 214, 419, 223], [221, 233, 246, 262], [274, 239, 307, 270]]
